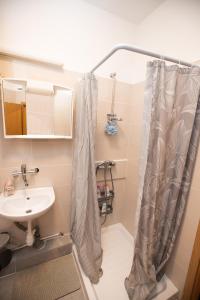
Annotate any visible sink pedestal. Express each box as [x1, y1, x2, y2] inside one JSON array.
[[26, 221, 35, 246]]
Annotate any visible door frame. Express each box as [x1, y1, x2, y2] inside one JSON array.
[[182, 221, 200, 300]]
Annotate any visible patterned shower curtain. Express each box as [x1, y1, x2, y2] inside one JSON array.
[[125, 61, 200, 299], [70, 73, 103, 283]]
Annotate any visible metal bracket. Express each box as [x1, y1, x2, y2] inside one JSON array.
[[95, 160, 115, 170]]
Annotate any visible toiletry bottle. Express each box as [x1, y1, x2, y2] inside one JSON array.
[[106, 184, 110, 197], [100, 184, 105, 197], [3, 178, 15, 197], [97, 185, 101, 198], [102, 202, 107, 214]]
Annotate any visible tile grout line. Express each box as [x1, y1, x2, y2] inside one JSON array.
[[55, 287, 81, 300]]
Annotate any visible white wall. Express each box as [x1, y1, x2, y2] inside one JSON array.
[[132, 0, 200, 82], [1, 0, 200, 84], [0, 0, 138, 83]]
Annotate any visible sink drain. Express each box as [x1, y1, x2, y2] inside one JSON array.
[[26, 209, 32, 214]]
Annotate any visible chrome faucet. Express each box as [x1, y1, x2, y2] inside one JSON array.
[[21, 164, 28, 187], [12, 164, 39, 187]]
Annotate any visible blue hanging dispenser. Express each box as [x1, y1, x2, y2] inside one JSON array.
[[105, 73, 122, 135]]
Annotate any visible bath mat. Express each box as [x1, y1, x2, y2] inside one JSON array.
[[12, 254, 81, 300]]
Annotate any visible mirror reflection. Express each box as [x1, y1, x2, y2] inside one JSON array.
[[2, 79, 73, 138], [3, 80, 27, 135]]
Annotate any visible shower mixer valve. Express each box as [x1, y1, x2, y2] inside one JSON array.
[[96, 160, 115, 170], [107, 113, 122, 122]]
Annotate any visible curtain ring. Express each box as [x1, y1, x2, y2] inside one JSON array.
[[160, 55, 165, 64]]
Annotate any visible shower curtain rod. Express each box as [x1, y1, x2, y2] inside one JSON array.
[[90, 44, 199, 73]]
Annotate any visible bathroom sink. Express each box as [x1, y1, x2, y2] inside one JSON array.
[[0, 186, 55, 222]]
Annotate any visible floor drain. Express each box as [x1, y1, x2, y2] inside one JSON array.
[[26, 197, 30, 200], [26, 209, 32, 214]]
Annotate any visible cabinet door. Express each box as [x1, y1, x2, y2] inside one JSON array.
[[4, 102, 23, 135], [21, 103, 27, 135]]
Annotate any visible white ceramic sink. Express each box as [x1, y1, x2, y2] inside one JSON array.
[[0, 186, 55, 222], [0, 186, 55, 246]]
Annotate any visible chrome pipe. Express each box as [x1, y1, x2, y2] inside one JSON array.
[[12, 168, 39, 177]]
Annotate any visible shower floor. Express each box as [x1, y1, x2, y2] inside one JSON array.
[[73, 223, 179, 300]]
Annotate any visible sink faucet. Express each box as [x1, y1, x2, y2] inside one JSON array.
[[12, 164, 39, 187], [21, 164, 28, 187]]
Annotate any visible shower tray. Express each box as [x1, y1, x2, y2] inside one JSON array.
[[73, 223, 179, 300]]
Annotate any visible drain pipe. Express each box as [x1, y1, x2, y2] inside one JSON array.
[[26, 221, 35, 246], [15, 222, 65, 249], [14, 222, 27, 232], [15, 221, 36, 247], [14, 221, 35, 246]]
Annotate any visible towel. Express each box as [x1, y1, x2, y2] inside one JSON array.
[[26, 80, 54, 96]]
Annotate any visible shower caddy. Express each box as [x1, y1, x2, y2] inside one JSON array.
[[96, 160, 115, 222]]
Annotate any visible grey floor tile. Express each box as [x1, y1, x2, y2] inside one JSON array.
[[0, 254, 82, 300], [0, 234, 72, 278], [15, 235, 72, 271], [13, 254, 80, 300], [0, 274, 15, 300], [59, 289, 86, 300]]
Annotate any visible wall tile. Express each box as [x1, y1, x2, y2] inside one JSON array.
[[95, 121, 129, 160], [31, 140, 73, 166], [97, 100, 111, 124], [37, 185, 72, 237], [115, 81, 133, 104], [29, 164, 72, 188], [97, 77, 113, 102], [0, 140, 32, 168], [121, 182, 139, 236], [126, 124, 142, 163]]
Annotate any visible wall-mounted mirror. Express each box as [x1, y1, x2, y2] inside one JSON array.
[[1, 78, 73, 139]]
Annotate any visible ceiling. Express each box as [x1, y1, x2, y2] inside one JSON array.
[[84, 0, 166, 24]]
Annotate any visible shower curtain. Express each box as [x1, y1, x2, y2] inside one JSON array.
[[70, 73, 102, 284], [125, 61, 200, 300]]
